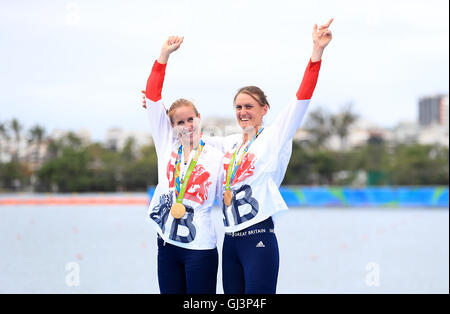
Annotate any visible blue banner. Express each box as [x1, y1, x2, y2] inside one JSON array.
[[148, 186, 449, 207]]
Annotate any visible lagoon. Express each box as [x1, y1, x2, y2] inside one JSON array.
[[0, 197, 448, 294]]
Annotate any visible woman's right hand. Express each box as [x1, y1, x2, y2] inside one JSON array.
[[158, 36, 184, 64]]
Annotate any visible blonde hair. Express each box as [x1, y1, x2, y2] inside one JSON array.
[[167, 98, 200, 124]]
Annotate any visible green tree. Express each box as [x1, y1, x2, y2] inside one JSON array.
[[389, 144, 449, 185], [284, 143, 340, 185], [36, 133, 159, 192], [0, 161, 29, 191], [126, 144, 158, 188], [283, 142, 313, 185], [86, 143, 119, 191], [360, 135, 391, 185], [37, 148, 91, 192]]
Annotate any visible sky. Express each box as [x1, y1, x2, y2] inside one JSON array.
[[0, 0, 449, 141]]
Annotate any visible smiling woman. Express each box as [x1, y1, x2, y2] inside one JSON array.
[[167, 99, 200, 125], [142, 36, 224, 294], [199, 18, 334, 294], [234, 86, 269, 141]]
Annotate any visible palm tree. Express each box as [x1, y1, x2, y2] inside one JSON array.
[[65, 132, 83, 150], [28, 125, 46, 167], [10, 119, 22, 161], [304, 107, 333, 148], [0, 122, 9, 162], [331, 104, 358, 151]]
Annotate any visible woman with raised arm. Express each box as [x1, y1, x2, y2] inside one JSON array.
[[206, 19, 334, 294], [142, 20, 333, 294], [143, 36, 224, 294]]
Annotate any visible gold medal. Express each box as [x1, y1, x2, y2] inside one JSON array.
[[224, 190, 233, 207], [170, 203, 186, 219]]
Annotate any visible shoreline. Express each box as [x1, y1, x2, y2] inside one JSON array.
[[0, 193, 148, 205]]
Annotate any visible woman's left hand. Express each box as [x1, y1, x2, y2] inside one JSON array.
[[311, 18, 333, 61], [313, 18, 333, 49]]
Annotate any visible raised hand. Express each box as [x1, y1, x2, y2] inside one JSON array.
[[313, 19, 333, 49], [311, 18, 333, 62], [158, 36, 184, 64], [162, 36, 184, 54]]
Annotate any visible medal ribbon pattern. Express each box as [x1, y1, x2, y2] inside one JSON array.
[[174, 140, 206, 204], [225, 128, 264, 191]]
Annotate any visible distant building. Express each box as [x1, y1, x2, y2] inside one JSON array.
[[201, 118, 240, 137], [49, 128, 92, 146], [418, 94, 449, 127], [440, 95, 449, 128], [293, 118, 391, 150], [346, 119, 388, 149], [0, 138, 11, 163], [391, 122, 422, 144], [105, 128, 152, 152], [23, 141, 48, 171], [417, 124, 449, 147]]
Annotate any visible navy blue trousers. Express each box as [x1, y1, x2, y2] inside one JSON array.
[[157, 237, 218, 294], [222, 217, 280, 294]]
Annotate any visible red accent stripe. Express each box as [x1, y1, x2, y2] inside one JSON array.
[[296, 59, 322, 100], [145, 60, 167, 102], [0, 198, 148, 206]]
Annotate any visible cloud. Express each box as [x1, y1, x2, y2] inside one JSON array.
[[0, 0, 448, 140], [65, 2, 81, 28]]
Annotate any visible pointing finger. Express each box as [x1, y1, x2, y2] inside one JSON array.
[[319, 18, 334, 30], [324, 18, 334, 28]]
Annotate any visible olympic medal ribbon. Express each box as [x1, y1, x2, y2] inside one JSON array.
[[171, 140, 205, 218], [224, 128, 264, 206]]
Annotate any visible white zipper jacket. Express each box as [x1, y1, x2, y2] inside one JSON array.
[[204, 59, 322, 233], [145, 61, 224, 250]]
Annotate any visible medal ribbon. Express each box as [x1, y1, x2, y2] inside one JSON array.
[[173, 140, 205, 204], [225, 128, 264, 190]]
